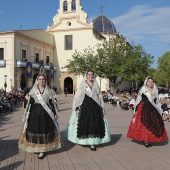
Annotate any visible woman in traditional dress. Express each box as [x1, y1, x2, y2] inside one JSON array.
[[18, 73, 61, 159], [127, 76, 168, 147], [66, 70, 110, 151]]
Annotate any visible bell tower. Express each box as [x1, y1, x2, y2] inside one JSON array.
[[59, 0, 80, 13], [48, 0, 88, 28]]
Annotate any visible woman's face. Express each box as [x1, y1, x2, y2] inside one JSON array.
[[38, 76, 46, 86], [86, 71, 94, 81], [146, 78, 154, 88]]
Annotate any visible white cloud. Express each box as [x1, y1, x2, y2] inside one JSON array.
[[112, 5, 170, 44]]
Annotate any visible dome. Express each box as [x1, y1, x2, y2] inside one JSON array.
[[93, 14, 117, 34]]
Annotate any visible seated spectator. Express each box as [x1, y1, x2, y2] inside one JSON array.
[[103, 92, 108, 103], [164, 105, 170, 122], [107, 92, 113, 104], [133, 92, 138, 100], [166, 98, 170, 107], [120, 95, 129, 110], [128, 97, 136, 111], [111, 94, 116, 106], [114, 94, 120, 107], [161, 97, 167, 112], [20, 92, 25, 101]]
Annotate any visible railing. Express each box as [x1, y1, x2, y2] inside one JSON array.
[[0, 60, 6, 67], [16, 60, 56, 71]]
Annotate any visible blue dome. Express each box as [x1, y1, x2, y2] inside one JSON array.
[[93, 15, 117, 34]]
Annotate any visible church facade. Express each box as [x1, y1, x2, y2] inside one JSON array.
[[0, 0, 131, 93]]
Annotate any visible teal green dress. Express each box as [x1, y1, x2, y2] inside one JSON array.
[[66, 82, 111, 145]]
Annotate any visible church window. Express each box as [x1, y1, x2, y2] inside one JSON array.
[[0, 48, 4, 60], [65, 35, 73, 50], [63, 1, 68, 12], [22, 49, 27, 61], [72, 0, 76, 11]]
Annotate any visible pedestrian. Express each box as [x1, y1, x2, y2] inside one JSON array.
[[127, 76, 168, 147], [18, 73, 61, 159], [66, 70, 110, 151], [65, 88, 68, 97]]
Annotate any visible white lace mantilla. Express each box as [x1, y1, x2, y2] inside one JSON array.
[[72, 82, 103, 111], [135, 76, 160, 113]]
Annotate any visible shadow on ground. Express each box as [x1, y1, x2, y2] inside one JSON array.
[[0, 161, 23, 170], [100, 134, 122, 147], [0, 139, 19, 162], [131, 139, 169, 146]]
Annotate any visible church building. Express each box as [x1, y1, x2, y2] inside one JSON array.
[[0, 0, 131, 93]]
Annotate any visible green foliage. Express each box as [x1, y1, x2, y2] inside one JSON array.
[[147, 67, 160, 84], [146, 51, 170, 87], [65, 34, 154, 88], [157, 51, 170, 86]]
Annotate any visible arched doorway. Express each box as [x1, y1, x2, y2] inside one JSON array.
[[64, 77, 73, 94], [20, 73, 26, 90]]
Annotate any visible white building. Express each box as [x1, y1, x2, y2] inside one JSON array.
[[0, 0, 131, 93]]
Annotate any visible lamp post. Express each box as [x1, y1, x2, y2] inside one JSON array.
[[4, 75, 7, 94], [10, 79, 12, 90]]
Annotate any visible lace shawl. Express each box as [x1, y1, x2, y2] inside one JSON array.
[[135, 76, 160, 113], [72, 76, 104, 111], [23, 75, 58, 121]]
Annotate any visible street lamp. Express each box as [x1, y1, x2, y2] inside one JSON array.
[[4, 75, 7, 94], [10, 79, 12, 89]]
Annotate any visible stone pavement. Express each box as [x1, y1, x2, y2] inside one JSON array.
[[0, 94, 170, 170]]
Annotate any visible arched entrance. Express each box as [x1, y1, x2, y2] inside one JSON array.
[[64, 77, 73, 94], [20, 73, 26, 90]]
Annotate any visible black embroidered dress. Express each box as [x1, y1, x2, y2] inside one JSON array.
[[67, 82, 110, 145], [18, 87, 61, 153]]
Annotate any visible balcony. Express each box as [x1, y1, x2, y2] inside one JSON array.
[[16, 60, 57, 71], [0, 60, 6, 67]]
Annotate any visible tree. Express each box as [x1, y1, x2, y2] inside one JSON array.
[[147, 67, 160, 85], [65, 34, 154, 91], [157, 51, 170, 87]]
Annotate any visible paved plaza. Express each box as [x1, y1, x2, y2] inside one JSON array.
[[0, 94, 170, 170]]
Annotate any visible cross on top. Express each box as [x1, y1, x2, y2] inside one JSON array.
[[99, 5, 105, 14]]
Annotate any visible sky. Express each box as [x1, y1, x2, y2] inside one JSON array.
[[0, 0, 170, 68]]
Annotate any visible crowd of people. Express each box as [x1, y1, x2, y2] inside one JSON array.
[[0, 88, 24, 115], [103, 90, 138, 111], [103, 86, 170, 118], [160, 96, 170, 121]]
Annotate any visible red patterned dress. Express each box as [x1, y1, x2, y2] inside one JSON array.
[[127, 94, 167, 142]]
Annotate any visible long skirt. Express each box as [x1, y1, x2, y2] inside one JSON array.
[[127, 101, 167, 142], [18, 104, 61, 153], [66, 95, 110, 145]]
